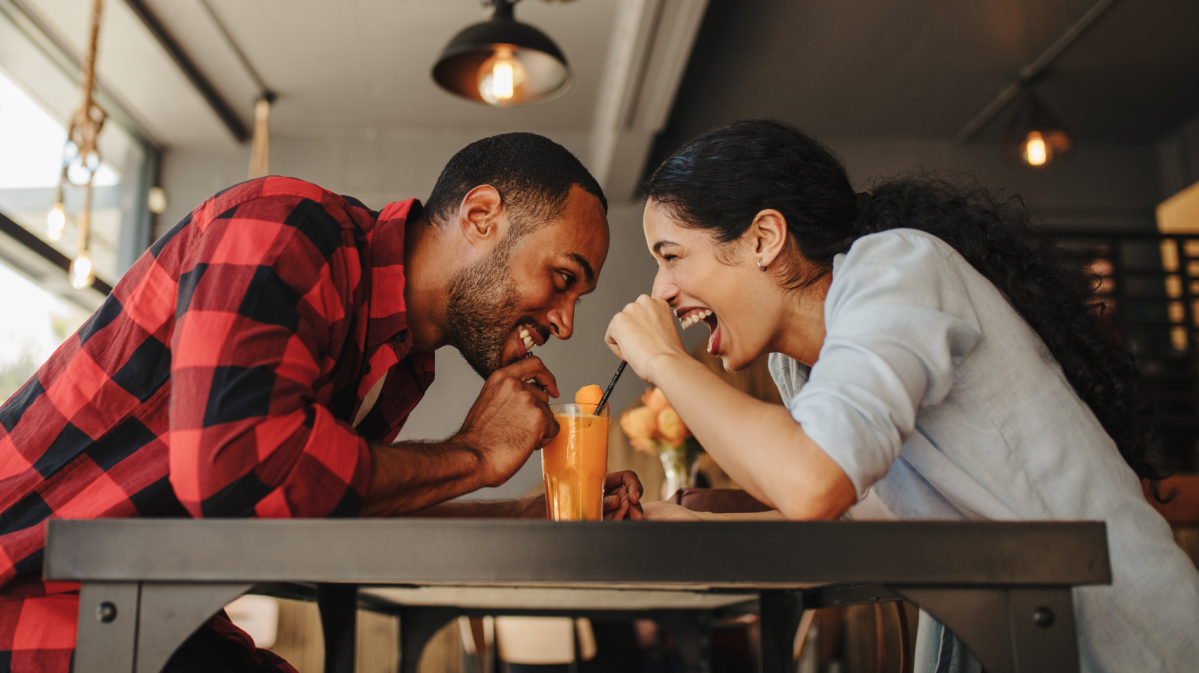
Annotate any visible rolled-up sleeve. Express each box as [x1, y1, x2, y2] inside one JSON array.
[[168, 195, 371, 518], [790, 230, 983, 496]]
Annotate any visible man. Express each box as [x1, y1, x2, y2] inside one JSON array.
[[0, 133, 642, 671]]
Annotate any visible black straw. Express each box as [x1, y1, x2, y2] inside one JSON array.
[[595, 361, 627, 413]]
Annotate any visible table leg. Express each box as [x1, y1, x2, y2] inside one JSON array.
[[895, 586, 1079, 673], [397, 606, 457, 673], [759, 591, 802, 673], [75, 582, 140, 673], [317, 584, 358, 673], [137, 582, 254, 673]]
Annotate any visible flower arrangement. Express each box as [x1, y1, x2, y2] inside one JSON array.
[[620, 387, 703, 497]]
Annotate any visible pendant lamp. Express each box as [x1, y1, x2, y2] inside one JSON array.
[[47, 0, 107, 290], [1003, 91, 1072, 168], [433, 0, 571, 107]]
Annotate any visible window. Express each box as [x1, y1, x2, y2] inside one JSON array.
[[0, 6, 158, 399], [0, 67, 144, 285]]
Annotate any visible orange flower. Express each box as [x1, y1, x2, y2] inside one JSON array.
[[621, 406, 657, 439], [656, 407, 690, 447], [643, 387, 669, 416]]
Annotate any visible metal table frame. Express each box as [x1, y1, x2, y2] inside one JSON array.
[[45, 519, 1111, 673]]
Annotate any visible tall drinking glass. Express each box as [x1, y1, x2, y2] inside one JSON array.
[[542, 403, 610, 521]]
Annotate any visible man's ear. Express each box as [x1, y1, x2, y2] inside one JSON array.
[[457, 185, 507, 247], [749, 208, 788, 268]]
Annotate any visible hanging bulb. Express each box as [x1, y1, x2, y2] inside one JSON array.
[[478, 47, 527, 105], [70, 251, 94, 290], [47, 202, 66, 241], [493, 60, 515, 100], [1021, 130, 1050, 167]]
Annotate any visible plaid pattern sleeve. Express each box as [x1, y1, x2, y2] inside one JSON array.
[[167, 185, 372, 519], [0, 177, 431, 672]]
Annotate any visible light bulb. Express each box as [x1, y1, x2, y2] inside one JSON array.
[[1022, 131, 1049, 167], [478, 48, 526, 105], [47, 202, 66, 241], [70, 253, 94, 290], [493, 61, 515, 100]]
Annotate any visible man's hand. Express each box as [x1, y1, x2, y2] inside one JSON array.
[[455, 356, 561, 488], [603, 471, 645, 520]]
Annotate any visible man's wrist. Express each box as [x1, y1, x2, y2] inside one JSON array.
[[447, 434, 492, 491]]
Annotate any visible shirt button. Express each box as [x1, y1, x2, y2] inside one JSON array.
[[395, 332, 407, 343], [361, 363, 371, 375]]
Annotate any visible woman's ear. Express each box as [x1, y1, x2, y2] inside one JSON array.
[[457, 185, 505, 245], [749, 209, 788, 269]]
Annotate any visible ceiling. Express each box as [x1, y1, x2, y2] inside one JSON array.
[[649, 0, 1199, 172], [11, 0, 1197, 199], [20, 0, 620, 146], [11, 0, 706, 200]]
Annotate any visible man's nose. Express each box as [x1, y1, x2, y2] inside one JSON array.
[[548, 304, 574, 341], [652, 266, 678, 302]]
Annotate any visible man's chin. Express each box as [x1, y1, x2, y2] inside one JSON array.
[[458, 347, 503, 380]]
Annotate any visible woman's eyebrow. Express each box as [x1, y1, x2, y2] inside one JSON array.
[[652, 240, 679, 255]]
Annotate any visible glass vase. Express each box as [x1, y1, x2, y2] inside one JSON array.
[[657, 441, 692, 499]]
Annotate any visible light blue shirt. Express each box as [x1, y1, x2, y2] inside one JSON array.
[[769, 229, 1199, 672]]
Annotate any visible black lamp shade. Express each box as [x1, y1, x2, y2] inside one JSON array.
[[433, 11, 571, 106]]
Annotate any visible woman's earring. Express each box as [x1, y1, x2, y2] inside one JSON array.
[[757, 259, 767, 272]]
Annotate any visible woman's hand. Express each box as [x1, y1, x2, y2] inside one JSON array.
[[643, 500, 703, 521], [605, 295, 687, 384]]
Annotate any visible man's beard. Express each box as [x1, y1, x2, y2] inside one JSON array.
[[445, 240, 524, 379]]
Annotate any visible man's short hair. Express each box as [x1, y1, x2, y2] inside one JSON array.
[[424, 133, 608, 233]]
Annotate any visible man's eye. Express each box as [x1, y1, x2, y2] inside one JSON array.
[[558, 271, 573, 285]]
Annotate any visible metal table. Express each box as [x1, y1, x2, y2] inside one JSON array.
[[44, 519, 1110, 673]]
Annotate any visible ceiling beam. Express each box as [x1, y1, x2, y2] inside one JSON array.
[[955, 0, 1119, 145], [590, 0, 709, 202], [121, 0, 249, 142]]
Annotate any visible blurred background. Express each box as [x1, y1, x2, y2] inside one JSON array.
[[1, 1, 1198, 670]]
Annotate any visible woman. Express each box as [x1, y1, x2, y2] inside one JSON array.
[[605, 119, 1199, 672]]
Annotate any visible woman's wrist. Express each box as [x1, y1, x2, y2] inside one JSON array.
[[645, 349, 699, 385]]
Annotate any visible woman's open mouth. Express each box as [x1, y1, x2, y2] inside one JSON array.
[[677, 307, 721, 354]]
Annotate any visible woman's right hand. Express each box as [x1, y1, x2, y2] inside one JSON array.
[[605, 294, 688, 384]]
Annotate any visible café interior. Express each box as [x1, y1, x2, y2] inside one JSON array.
[[0, 0, 1198, 672]]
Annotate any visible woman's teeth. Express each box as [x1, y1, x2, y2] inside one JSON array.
[[679, 309, 713, 330], [519, 327, 534, 352]]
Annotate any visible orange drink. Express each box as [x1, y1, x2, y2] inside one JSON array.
[[542, 403, 609, 521]]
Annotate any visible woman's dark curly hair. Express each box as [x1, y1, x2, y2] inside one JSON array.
[[645, 119, 1164, 492]]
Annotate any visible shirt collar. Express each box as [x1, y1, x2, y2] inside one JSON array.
[[365, 198, 421, 350]]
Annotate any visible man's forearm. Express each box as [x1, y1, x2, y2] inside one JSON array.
[[359, 439, 490, 517], [402, 495, 546, 519]]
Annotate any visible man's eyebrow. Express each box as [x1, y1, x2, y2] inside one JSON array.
[[652, 240, 679, 255], [568, 253, 595, 285]]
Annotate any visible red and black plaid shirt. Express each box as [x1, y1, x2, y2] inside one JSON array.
[[0, 177, 435, 671]]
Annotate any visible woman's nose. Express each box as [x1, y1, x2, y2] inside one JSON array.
[[652, 267, 678, 302]]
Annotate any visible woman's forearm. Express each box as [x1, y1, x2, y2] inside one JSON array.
[[648, 352, 855, 520]]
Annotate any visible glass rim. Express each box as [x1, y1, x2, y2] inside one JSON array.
[[549, 402, 610, 418]]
